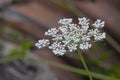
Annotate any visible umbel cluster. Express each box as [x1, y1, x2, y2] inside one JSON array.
[[35, 17, 106, 55]]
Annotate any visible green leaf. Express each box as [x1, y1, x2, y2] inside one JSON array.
[[0, 40, 31, 64], [0, 49, 20, 64], [8, 49, 20, 57], [20, 40, 31, 56], [21, 40, 31, 52]]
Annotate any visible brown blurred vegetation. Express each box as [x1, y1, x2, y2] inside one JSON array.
[[0, 0, 120, 80]]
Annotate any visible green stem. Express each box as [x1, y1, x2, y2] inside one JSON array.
[[25, 55, 120, 80], [77, 48, 93, 80], [0, 55, 119, 80]]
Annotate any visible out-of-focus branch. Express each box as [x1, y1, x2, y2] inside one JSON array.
[[106, 34, 120, 54]]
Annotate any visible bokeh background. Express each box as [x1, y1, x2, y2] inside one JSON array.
[[0, 0, 120, 80]]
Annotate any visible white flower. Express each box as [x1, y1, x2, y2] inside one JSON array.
[[78, 17, 89, 26], [94, 32, 106, 41], [78, 17, 89, 30], [88, 29, 100, 36], [49, 42, 66, 55], [92, 19, 105, 28], [35, 17, 106, 55], [35, 39, 49, 48], [80, 42, 92, 50], [81, 35, 90, 41], [68, 24, 78, 31], [59, 26, 68, 33], [58, 18, 72, 24], [52, 49, 66, 55], [67, 43, 77, 52], [45, 28, 58, 37], [52, 34, 63, 41]]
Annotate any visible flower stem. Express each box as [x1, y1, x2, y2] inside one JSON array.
[[0, 55, 119, 80], [25, 55, 120, 80], [77, 48, 93, 80]]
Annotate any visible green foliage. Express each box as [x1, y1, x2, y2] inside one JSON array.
[[20, 40, 32, 57], [0, 40, 31, 64], [27, 56, 120, 80], [108, 63, 120, 78]]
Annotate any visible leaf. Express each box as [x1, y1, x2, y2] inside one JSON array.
[[20, 40, 31, 56], [21, 40, 31, 52], [0, 49, 20, 64], [0, 40, 31, 64]]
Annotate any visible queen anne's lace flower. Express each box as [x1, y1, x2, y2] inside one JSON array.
[[67, 43, 78, 52], [35, 17, 106, 55], [58, 18, 72, 24], [94, 32, 106, 41], [92, 19, 105, 28], [80, 42, 92, 50], [78, 17, 89, 26], [44, 28, 58, 37], [48, 42, 66, 55], [35, 39, 49, 48]]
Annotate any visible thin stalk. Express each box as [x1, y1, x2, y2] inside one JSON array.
[[0, 55, 119, 80], [106, 34, 120, 54], [25, 55, 120, 80], [77, 48, 93, 80]]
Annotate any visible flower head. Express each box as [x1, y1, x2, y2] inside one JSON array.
[[35, 17, 106, 55]]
